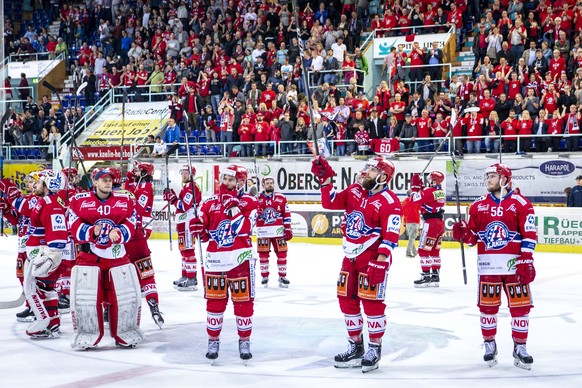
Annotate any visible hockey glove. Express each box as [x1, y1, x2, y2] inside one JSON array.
[[29, 247, 63, 278], [410, 173, 424, 193], [163, 188, 178, 204], [189, 217, 205, 237], [0, 178, 21, 202], [515, 257, 536, 284], [452, 220, 477, 246], [126, 169, 137, 182], [283, 227, 293, 241], [366, 259, 390, 286], [310, 155, 336, 185], [222, 194, 241, 217]]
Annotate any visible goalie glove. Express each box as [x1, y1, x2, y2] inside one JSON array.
[[27, 246, 63, 278]]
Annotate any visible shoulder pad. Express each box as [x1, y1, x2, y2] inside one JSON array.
[[511, 193, 528, 206], [381, 190, 396, 204], [44, 196, 53, 204]]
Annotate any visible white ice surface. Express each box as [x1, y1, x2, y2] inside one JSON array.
[[0, 236, 581, 387]]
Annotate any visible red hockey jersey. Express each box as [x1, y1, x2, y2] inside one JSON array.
[[256, 192, 291, 238], [27, 193, 68, 251], [411, 185, 446, 216], [321, 183, 402, 260], [197, 188, 258, 272], [465, 190, 537, 275], [68, 191, 137, 259]]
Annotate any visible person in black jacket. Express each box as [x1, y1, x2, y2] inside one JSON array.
[[567, 175, 582, 207], [365, 108, 386, 139], [494, 93, 511, 122]]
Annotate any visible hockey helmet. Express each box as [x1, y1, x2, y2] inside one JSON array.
[[180, 164, 197, 176], [485, 163, 512, 186], [62, 167, 78, 178], [28, 170, 47, 182], [41, 170, 66, 193], [224, 164, 248, 182], [92, 168, 114, 181], [135, 161, 155, 176], [364, 157, 396, 183], [429, 171, 445, 185], [109, 167, 122, 186]]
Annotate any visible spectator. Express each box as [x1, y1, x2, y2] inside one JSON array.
[[151, 136, 166, 158], [162, 117, 180, 153], [567, 175, 582, 207], [400, 113, 417, 152], [402, 190, 421, 257]]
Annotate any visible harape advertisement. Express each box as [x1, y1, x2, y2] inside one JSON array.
[[445, 157, 582, 203]]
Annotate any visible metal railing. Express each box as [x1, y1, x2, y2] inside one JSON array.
[[127, 133, 582, 160], [360, 24, 455, 52], [306, 68, 367, 92]]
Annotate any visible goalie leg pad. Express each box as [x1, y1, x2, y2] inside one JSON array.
[[70, 265, 104, 349], [23, 261, 52, 330], [108, 264, 144, 347]]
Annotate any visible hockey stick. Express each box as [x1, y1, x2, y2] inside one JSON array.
[[183, 112, 204, 266], [291, 0, 319, 156], [0, 109, 12, 237], [120, 87, 128, 167], [0, 292, 25, 309], [42, 81, 92, 189], [164, 143, 180, 250], [449, 108, 467, 285]]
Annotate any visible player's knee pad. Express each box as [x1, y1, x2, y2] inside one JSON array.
[[257, 238, 270, 254], [70, 265, 104, 349], [477, 279, 502, 313], [108, 264, 144, 347], [23, 261, 50, 321]]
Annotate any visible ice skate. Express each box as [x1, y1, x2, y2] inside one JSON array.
[[239, 340, 252, 363], [429, 270, 440, 288], [361, 342, 382, 373], [147, 299, 164, 329], [334, 338, 365, 368], [115, 341, 137, 349], [513, 342, 533, 370], [261, 277, 269, 288], [28, 321, 60, 340], [16, 306, 36, 323], [172, 276, 187, 286], [278, 277, 290, 288], [58, 294, 71, 314], [414, 271, 432, 288], [206, 339, 220, 363], [482, 340, 498, 367], [174, 277, 197, 291]]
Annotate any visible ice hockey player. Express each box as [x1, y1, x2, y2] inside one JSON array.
[[256, 176, 293, 288], [190, 165, 259, 362], [163, 164, 202, 291], [452, 163, 536, 370], [124, 162, 164, 328], [23, 170, 68, 339], [311, 156, 402, 373], [409, 171, 446, 287], [56, 166, 85, 314], [0, 172, 41, 322], [68, 167, 144, 349]]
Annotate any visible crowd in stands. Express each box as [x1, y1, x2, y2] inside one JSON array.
[[2, 0, 582, 158]]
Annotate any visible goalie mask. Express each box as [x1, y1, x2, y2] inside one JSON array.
[[41, 170, 67, 194]]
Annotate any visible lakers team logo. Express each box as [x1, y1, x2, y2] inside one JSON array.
[[260, 207, 280, 224], [209, 219, 236, 248], [479, 221, 518, 250], [345, 211, 372, 239]]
